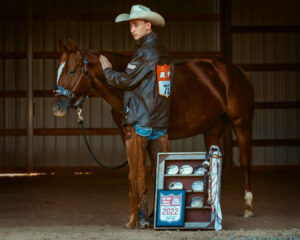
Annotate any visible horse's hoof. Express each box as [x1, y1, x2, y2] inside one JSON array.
[[243, 209, 254, 218], [124, 214, 139, 229], [124, 221, 138, 229]]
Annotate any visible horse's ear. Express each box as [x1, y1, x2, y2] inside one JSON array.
[[68, 38, 78, 51], [59, 39, 67, 54]]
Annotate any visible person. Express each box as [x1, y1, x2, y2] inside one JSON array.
[[99, 4, 173, 229]]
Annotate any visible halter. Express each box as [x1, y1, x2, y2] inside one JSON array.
[[53, 53, 128, 170], [53, 56, 89, 108]]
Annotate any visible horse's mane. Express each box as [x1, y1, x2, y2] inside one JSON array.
[[87, 49, 131, 58], [82, 49, 131, 71]]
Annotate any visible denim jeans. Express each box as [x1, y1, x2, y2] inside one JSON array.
[[134, 124, 167, 140]]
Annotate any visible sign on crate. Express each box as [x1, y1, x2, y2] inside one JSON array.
[[156, 190, 185, 227]]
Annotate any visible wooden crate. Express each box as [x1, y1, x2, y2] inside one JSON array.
[[154, 152, 217, 230]]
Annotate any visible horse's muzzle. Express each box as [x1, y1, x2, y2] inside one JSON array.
[[52, 97, 70, 117], [53, 104, 68, 117]]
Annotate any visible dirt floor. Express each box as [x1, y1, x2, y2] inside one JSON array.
[[0, 167, 299, 240]]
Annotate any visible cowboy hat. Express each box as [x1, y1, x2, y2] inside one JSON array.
[[115, 5, 165, 27]]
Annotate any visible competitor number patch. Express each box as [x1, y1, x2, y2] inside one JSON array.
[[157, 64, 171, 98]]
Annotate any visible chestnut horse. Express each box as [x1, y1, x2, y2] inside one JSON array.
[[52, 39, 254, 228]]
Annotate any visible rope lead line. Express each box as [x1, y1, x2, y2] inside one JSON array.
[[77, 108, 128, 170]]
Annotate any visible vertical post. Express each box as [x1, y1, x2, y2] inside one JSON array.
[[220, 0, 233, 170], [220, 0, 231, 59], [27, 0, 34, 171]]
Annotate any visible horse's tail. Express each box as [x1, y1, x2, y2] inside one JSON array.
[[209, 57, 254, 122], [235, 63, 255, 122]]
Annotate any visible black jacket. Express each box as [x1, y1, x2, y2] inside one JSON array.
[[103, 32, 173, 128]]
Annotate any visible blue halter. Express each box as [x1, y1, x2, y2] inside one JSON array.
[[53, 85, 76, 99], [53, 56, 89, 108], [53, 56, 88, 100]]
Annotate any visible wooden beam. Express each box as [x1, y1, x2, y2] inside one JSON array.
[[0, 14, 26, 21], [0, 90, 53, 97], [220, 0, 233, 169], [1, 165, 300, 174], [0, 166, 130, 175], [231, 25, 300, 33], [0, 90, 102, 98], [233, 139, 300, 147], [1, 165, 300, 173], [1, 91, 299, 109], [240, 63, 300, 72], [220, 0, 231, 61], [255, 101, 300, 109], [0, 51, 59, 59], [164, 14, 220, 21], [0, 51, 220, 59], [1, 13, 220, 22], [171, 51, 220, 58], [27, 0, 34, 170], [0, 128, 121, 136], [0, 52, 27, 59], [2, 129, 299, 148], [2, 52, 298, 72]]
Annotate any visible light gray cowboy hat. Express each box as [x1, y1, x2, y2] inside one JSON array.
[[115, 5, 165, 27]]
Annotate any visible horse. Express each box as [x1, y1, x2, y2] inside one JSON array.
[[52, 39, 254, 228]]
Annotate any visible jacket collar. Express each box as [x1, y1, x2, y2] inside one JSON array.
[[136, 32, 157, 47]]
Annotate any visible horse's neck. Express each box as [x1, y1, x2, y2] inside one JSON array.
[[87, 51, 131, 113], [102, 51, 131, 72]]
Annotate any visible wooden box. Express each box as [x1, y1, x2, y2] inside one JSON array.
[[154, 152, 216, 230]]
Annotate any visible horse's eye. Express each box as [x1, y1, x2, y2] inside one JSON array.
[[69, 70, 75, 74]]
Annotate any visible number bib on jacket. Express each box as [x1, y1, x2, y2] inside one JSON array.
[[157, 64, 171, 98]]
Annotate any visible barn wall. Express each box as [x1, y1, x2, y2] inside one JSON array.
[[1, 0, 299, 168], [0, 0, 218, 167], [231, 0, 300, 166]]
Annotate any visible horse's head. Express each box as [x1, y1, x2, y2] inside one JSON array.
[[52, 39, 93, 117]]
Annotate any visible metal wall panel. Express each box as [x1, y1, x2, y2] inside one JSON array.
[[231, 0, 300, 166], [233, 146, 300, 166], [3, 0, 298, 168], [231, 0, 300, 26], [250, 72, 299, 102], [1, 0, 219, 167], [232, 33, 300, 64]]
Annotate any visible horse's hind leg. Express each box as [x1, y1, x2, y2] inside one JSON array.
[[232, 119, 254, 217], [203, 118, 227, 149], [148, 135, 169, 181]]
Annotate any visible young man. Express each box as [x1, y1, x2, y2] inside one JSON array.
[[99, 5, 173, 229]]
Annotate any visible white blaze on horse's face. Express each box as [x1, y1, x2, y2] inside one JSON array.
[[57, 61, 66, 84]]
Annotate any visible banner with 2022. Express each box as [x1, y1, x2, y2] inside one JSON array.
[[157, 190, 185, 227]]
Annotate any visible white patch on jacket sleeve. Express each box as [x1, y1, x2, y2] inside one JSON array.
[[127, 63, 136, 70], [57, 62, 65, 84]]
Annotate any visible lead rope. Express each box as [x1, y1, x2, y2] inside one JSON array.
[[77, 108, 128, 169]]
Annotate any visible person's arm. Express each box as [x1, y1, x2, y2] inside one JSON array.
[[99, 54, 152, 90]]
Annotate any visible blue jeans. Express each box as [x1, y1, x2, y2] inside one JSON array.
[[134, 124, 167, 140]]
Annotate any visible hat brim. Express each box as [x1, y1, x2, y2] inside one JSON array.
[[115, 12, 165, 27]]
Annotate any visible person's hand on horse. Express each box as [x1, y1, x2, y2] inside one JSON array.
[[99, 55, 112, 70]]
